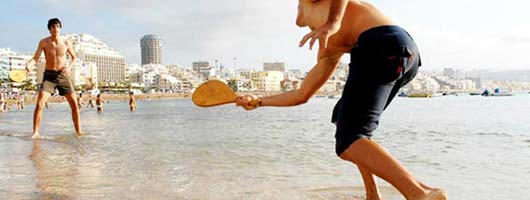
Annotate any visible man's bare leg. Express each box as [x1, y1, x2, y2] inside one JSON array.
[[340, 138, 446, 200], [358, 166, 382, 200], [358, 164, 432, 200], [32, 91, 52, 139], [64, 93, 83, 136]]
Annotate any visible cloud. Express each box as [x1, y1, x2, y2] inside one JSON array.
[[23, 0, 530, 70], [35, 0, 310, 68]]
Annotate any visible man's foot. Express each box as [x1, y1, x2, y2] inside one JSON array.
[[419, 188, 447, 200], [365, 191, 382, 200], [75, 131, 85, 137], [31, 133, 40, 139]]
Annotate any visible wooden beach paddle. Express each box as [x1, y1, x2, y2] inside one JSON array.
[[8, 70, 27, 83], [192, 80, 237, 107]]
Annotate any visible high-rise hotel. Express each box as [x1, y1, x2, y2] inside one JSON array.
[[67, 34, 127, 83], [140, 35, 162, 65]]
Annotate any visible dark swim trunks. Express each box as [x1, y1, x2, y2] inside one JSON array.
[[332, 25, 421, 156], [40, 69, 75, 96]]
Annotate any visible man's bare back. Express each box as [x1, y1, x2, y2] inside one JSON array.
[[298, 0, 395, 53]]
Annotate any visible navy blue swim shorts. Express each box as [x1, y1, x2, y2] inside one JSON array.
[[332, 25, 421, 156]]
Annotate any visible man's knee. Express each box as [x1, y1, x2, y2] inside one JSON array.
[[337, 138, 366, 163], [35, 102, 45, 111]]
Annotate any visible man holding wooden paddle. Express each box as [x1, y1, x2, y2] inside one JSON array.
[[232, 1, 446, 199], [25, 18, 83, 139]]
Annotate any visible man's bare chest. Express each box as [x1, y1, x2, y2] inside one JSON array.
[[43, 42, 67, 55]]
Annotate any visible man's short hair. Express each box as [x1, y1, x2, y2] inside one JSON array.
[[47, 18, 62, 30]]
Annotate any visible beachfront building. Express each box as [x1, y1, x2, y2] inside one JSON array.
[[73, 61, 98, 90], [237, 79, 253, 92], [66, 34, 128, 84], [128, 64, 143, 84], [141, 64, 167, 91], [234, 69, 254, 80], [157, 74, 180, 92], [332, 62, 349, 82], [286, 69, 305, 80], [263, 62, 285, 74], [250, 71, 284, 92], [281, 78, 300, 91], [141, 35, 162, 65], [405, 73, 440, 93], [318, 79, 339, 93], [170, 67, 205, 92], [192, 61, 211, 79]]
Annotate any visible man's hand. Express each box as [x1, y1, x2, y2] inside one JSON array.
[[236, 94, 261, 111], [61, 66, 72, 76], [25, 59, 36, 75], [299, 22, 340, 50]]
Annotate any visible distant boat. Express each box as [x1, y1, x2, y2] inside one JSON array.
[[327, 94, 341, 99], [407, 93, 432, 98], [482, 88, 514, 97], [469, 92, 482, 96], [488, 92, 514, 97]]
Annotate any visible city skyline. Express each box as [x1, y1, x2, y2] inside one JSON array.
[[1, 0, 529, 70]]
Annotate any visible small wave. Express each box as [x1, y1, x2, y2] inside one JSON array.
[[0, 131, 31, 140], [306, 186, 401, 200], [476, 132, 513, 137]]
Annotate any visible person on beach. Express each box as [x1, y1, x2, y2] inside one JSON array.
[[96, 94, 103, 113], [129, 92, 136, 111], [0, 90, 4, 112], [77, 92, 85, 111], [236, 1, 446, 200], [25, 18, 83, 139], [19, 93, 25, 110], [87, 94, 95, 109]]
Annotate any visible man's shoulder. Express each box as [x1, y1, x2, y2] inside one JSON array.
[[39, 37, 50, 43]]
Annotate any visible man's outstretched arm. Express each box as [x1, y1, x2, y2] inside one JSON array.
[[236, 48, 344, 110], [299, 0, 349, 50]]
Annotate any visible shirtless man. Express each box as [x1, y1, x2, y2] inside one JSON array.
[[25, 18, 83, 139], [236, 1, 446, 199]]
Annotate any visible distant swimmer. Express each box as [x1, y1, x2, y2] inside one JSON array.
[[129, 92, 136, 111], [26, 18, 84, 139], [96, 94, 104, 113], [236, 1, 445, 199], [87, 95, 95, 109]]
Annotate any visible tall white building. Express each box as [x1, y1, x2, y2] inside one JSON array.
[[66, 34, 127, 83]]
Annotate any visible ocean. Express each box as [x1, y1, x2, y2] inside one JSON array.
[[1, 94, 529, 199]]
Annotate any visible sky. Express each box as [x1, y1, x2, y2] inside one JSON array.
[[1, 0, 529, 71]]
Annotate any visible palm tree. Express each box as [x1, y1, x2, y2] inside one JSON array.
[[227, 79, 238, 92]]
